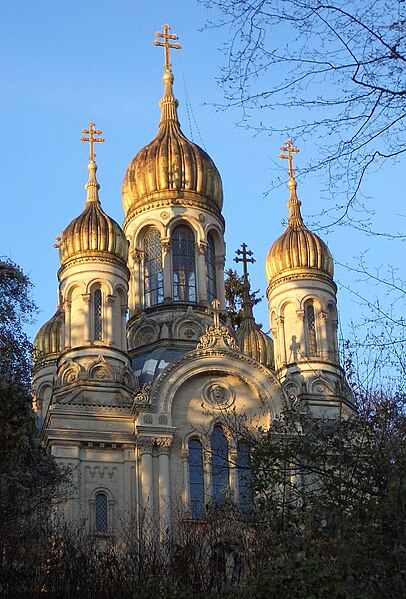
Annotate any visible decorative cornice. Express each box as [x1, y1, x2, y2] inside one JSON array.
[[267, 270, 337, 294]]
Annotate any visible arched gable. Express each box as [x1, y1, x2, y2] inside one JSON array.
[[150, 347, 289, 421]]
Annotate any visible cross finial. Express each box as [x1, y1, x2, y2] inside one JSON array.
[[279, 139, 299, 180], [153, 24, 181, 71], [234, 242, 255, 282], [210, 299, 221, 328], [80, 122, 104, 161]]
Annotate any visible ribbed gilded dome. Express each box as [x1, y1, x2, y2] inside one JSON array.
[[234, 256, 275, 368], [33, 308, 63, 364], [237, 318, 274, 369], [59, 160, 128, 267], [266, 178, 333, 282], [122, 69, 223, 216]]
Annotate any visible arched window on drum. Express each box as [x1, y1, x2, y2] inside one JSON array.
[[172, 225, 196, 303], [143, 228, 163, 308], [305, 299, 318, 356]]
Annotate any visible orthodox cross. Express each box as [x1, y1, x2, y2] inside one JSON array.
[[153, 24, 181, 71], [80, 122, 104, 161], [234, 242, 255, 282], [279, 139, 299, 179]]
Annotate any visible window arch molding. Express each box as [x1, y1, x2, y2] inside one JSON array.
[[90, 487, 115, 534]]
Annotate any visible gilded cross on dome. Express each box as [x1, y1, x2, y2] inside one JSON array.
[[153, 24, 181, 71], [279, 139, 299, 180], [80, 122, 104, 161], [234, 242, 255, 283]]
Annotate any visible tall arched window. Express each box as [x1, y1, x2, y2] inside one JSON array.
[[172, 225, 196, 303], [237, 442, 252, 513], [95, 492, 108, 533], [211, 426, 229, 502], [188, 438, 205, 519], [306, 300, 318, 355], [144, 228, 163, 307], [205, 233, 217, 304], [94, 288, 103, 341]]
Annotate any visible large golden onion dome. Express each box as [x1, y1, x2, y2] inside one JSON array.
[[266, 142, 333, 283], [59, 158, 128, 268], [33, 307, 63, 365], [122, 66, 223, 217]]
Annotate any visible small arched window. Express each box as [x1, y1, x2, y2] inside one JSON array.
[[237, 442, 252, 513], [94, 288, 103, 341], [172, 225, 196, 303], [188, 438, 205, 519], [306, 300, 318, 355], [211, 427, 229, 502], [205, 233, 217, 304], [95, 492, 108, 533], [144, 228, 163, 307]]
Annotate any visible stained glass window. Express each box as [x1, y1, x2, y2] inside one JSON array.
[[94, 289, 102, 341], [172, 225, 196, 303], [306, 300, 318, 355], [189, 439, 205, 519], [211, 426, 229, 502], [95, 492, 108, 533], [144, 228, 163, 307], [205, 233, 217, 304]]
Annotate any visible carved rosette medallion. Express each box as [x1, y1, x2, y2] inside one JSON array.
[[202, 379, 235, 410]]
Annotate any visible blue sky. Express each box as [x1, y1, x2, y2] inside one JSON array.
[[1, 0, 404, 375]]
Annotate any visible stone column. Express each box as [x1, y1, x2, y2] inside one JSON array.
[[106, 295, 115, 345], [132, 250, 143, 311], [82, 293, 91, 342], [197, 241, 208, 305], [156, 437, 172, 538], [138, 436, 154, 524], [319, 311, 329, 359], [161, 238, 172, 302], [180, 447, 189, 514], [122, 444, 136, 523], [277, 316, 287, 365], [63, 300, 71, 349], [121, 305, 128, 351], [215, 256, 226, 309]]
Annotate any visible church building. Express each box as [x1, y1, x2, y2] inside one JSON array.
[[32, 25, 353, 537]]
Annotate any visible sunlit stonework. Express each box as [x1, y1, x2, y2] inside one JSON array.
[[33, 26, 352, 540]]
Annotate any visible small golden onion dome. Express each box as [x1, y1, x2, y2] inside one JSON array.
[[236, 279, 275, 369], [122, 69, 223, 216], [266, 178, 333, 282], [59, 160, 128, 267], [33, 308, 63, 365], [237, 318, 274, 369]]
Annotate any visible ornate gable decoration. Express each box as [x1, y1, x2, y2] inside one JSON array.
[[197, 299, 239, 352]]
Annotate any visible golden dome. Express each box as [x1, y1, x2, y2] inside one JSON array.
[[234, 264, 274, 369], [237, 318, 274, 369], [266, 178, 334, 282], [122, 68, 223, 216], [59, 160, 129, 267], [33, 308, 63, 365]]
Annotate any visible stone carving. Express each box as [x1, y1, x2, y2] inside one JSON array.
[[158, 414, 168, 424], [143, 414, 153, 424], [89, 356, 115, 381], [133, 382, 153, 403], [202, 380, 235, 410], [197, 324, 239, 351]]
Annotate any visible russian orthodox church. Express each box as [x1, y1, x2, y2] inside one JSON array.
[[32, 26, 353, 537]]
